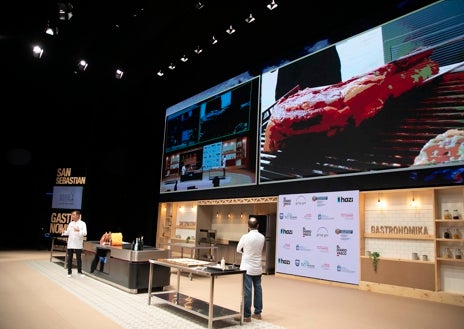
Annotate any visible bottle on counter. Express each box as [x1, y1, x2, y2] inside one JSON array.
[[134, 238, 139, 251], [139, 236, 144, 250], [220, 257, 226, 270]]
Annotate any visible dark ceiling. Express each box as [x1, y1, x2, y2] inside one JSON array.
[[3, 0, 439, 164], [2, 0, 441, 247], [2, 1, 438, 94]]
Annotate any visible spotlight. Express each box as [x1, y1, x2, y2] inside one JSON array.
[[194, 1, 204, 10], [245, 14, 255, 23], [194, 46, 203, 54], [211, 36, 218, 45], [45, 22, 58, 36], [58, 2, 73, 21], [226, 25, 235, 34], [267, 0, 278, 10], [157, 70, 164, 77], [115, 69, 124, 79], [77, 60, 88, 71], [180, 55, 188, 62], [168, 63, 176, 70], [32, 45, 44, 58]]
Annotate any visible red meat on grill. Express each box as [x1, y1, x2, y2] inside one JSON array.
[[263, 49, 440, 153]]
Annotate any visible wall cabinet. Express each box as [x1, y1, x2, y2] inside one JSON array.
[[361, 186, 464, 298], [434, 187, 464, 293]]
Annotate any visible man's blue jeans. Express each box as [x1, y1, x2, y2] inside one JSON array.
[[244, 274, 262, 318]]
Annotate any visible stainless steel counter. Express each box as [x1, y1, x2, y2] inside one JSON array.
[[83, 241, 166, 262], [83, 241, 171, 293]]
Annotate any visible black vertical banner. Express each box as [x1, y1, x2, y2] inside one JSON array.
[[49, 167, 87, 235]]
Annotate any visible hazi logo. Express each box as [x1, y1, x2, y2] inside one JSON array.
[[277, 258, 291, 265], [337, 196, 354, 203], [280, 228, 293, 235]]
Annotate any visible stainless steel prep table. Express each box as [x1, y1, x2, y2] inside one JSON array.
[[158, 242, 218, 261], [148, 258, 245, 329]]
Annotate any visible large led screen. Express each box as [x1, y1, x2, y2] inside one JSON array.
[[260, 1, 464, 184], [160, 75, 260, 193]]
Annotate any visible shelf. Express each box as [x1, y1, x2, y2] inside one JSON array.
[[151, 291, 239, 319], [436, 257, 464, 264], [175, 225, 196, 229], [435, 220, 464, 223], [436, 238, 464, 243], [363, 233, 434, 240], [360, 256, 434, 263]]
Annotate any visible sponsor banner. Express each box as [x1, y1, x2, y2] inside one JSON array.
[[276, 190, 359, 285]]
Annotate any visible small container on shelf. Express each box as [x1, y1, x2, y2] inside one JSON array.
[[455, 248, 462, 259], [452, 228, 460, 239], [444, 247, 453, 259], [452, 209, 460, 220], [443, 209, 452, 219], [444, 227, 451, 239]]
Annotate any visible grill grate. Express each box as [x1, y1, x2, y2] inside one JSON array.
[[259, 68, 464, 182]]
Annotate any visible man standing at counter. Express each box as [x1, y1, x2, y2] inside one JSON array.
[[59, 210, 87, 278], [236, 217, 265, 322]]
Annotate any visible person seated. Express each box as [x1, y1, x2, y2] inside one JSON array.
[[90, 232, 111, 273]]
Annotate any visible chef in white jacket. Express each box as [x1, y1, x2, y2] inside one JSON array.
[[60, 210, 87, 278]]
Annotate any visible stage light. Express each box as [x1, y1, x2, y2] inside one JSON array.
[[157, 70, 164, 77], [168, 63, 176, 70], [45, 22, 58, 36], [211, 36, 218, 45], [267, 0, 278, 10], [58, 2, 73, 21], [180, 55, 188, 62], [226, 25, 236, 35], [32, 45, 44, 58], [115, 69, 124, 79], [77, 60, 88, 71], [194, 46, 203, 54], [245, 14, 255, 23]]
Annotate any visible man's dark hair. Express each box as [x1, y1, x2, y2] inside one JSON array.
[[248, 217, 259, 229]]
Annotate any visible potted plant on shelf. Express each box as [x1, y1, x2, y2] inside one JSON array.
[[370, 251, 380, 272]]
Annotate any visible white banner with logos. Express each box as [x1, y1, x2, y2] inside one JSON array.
[[276, 190, 359, 285]]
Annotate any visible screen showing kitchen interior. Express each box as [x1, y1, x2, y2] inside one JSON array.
[[160, 76, 260, 193]]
